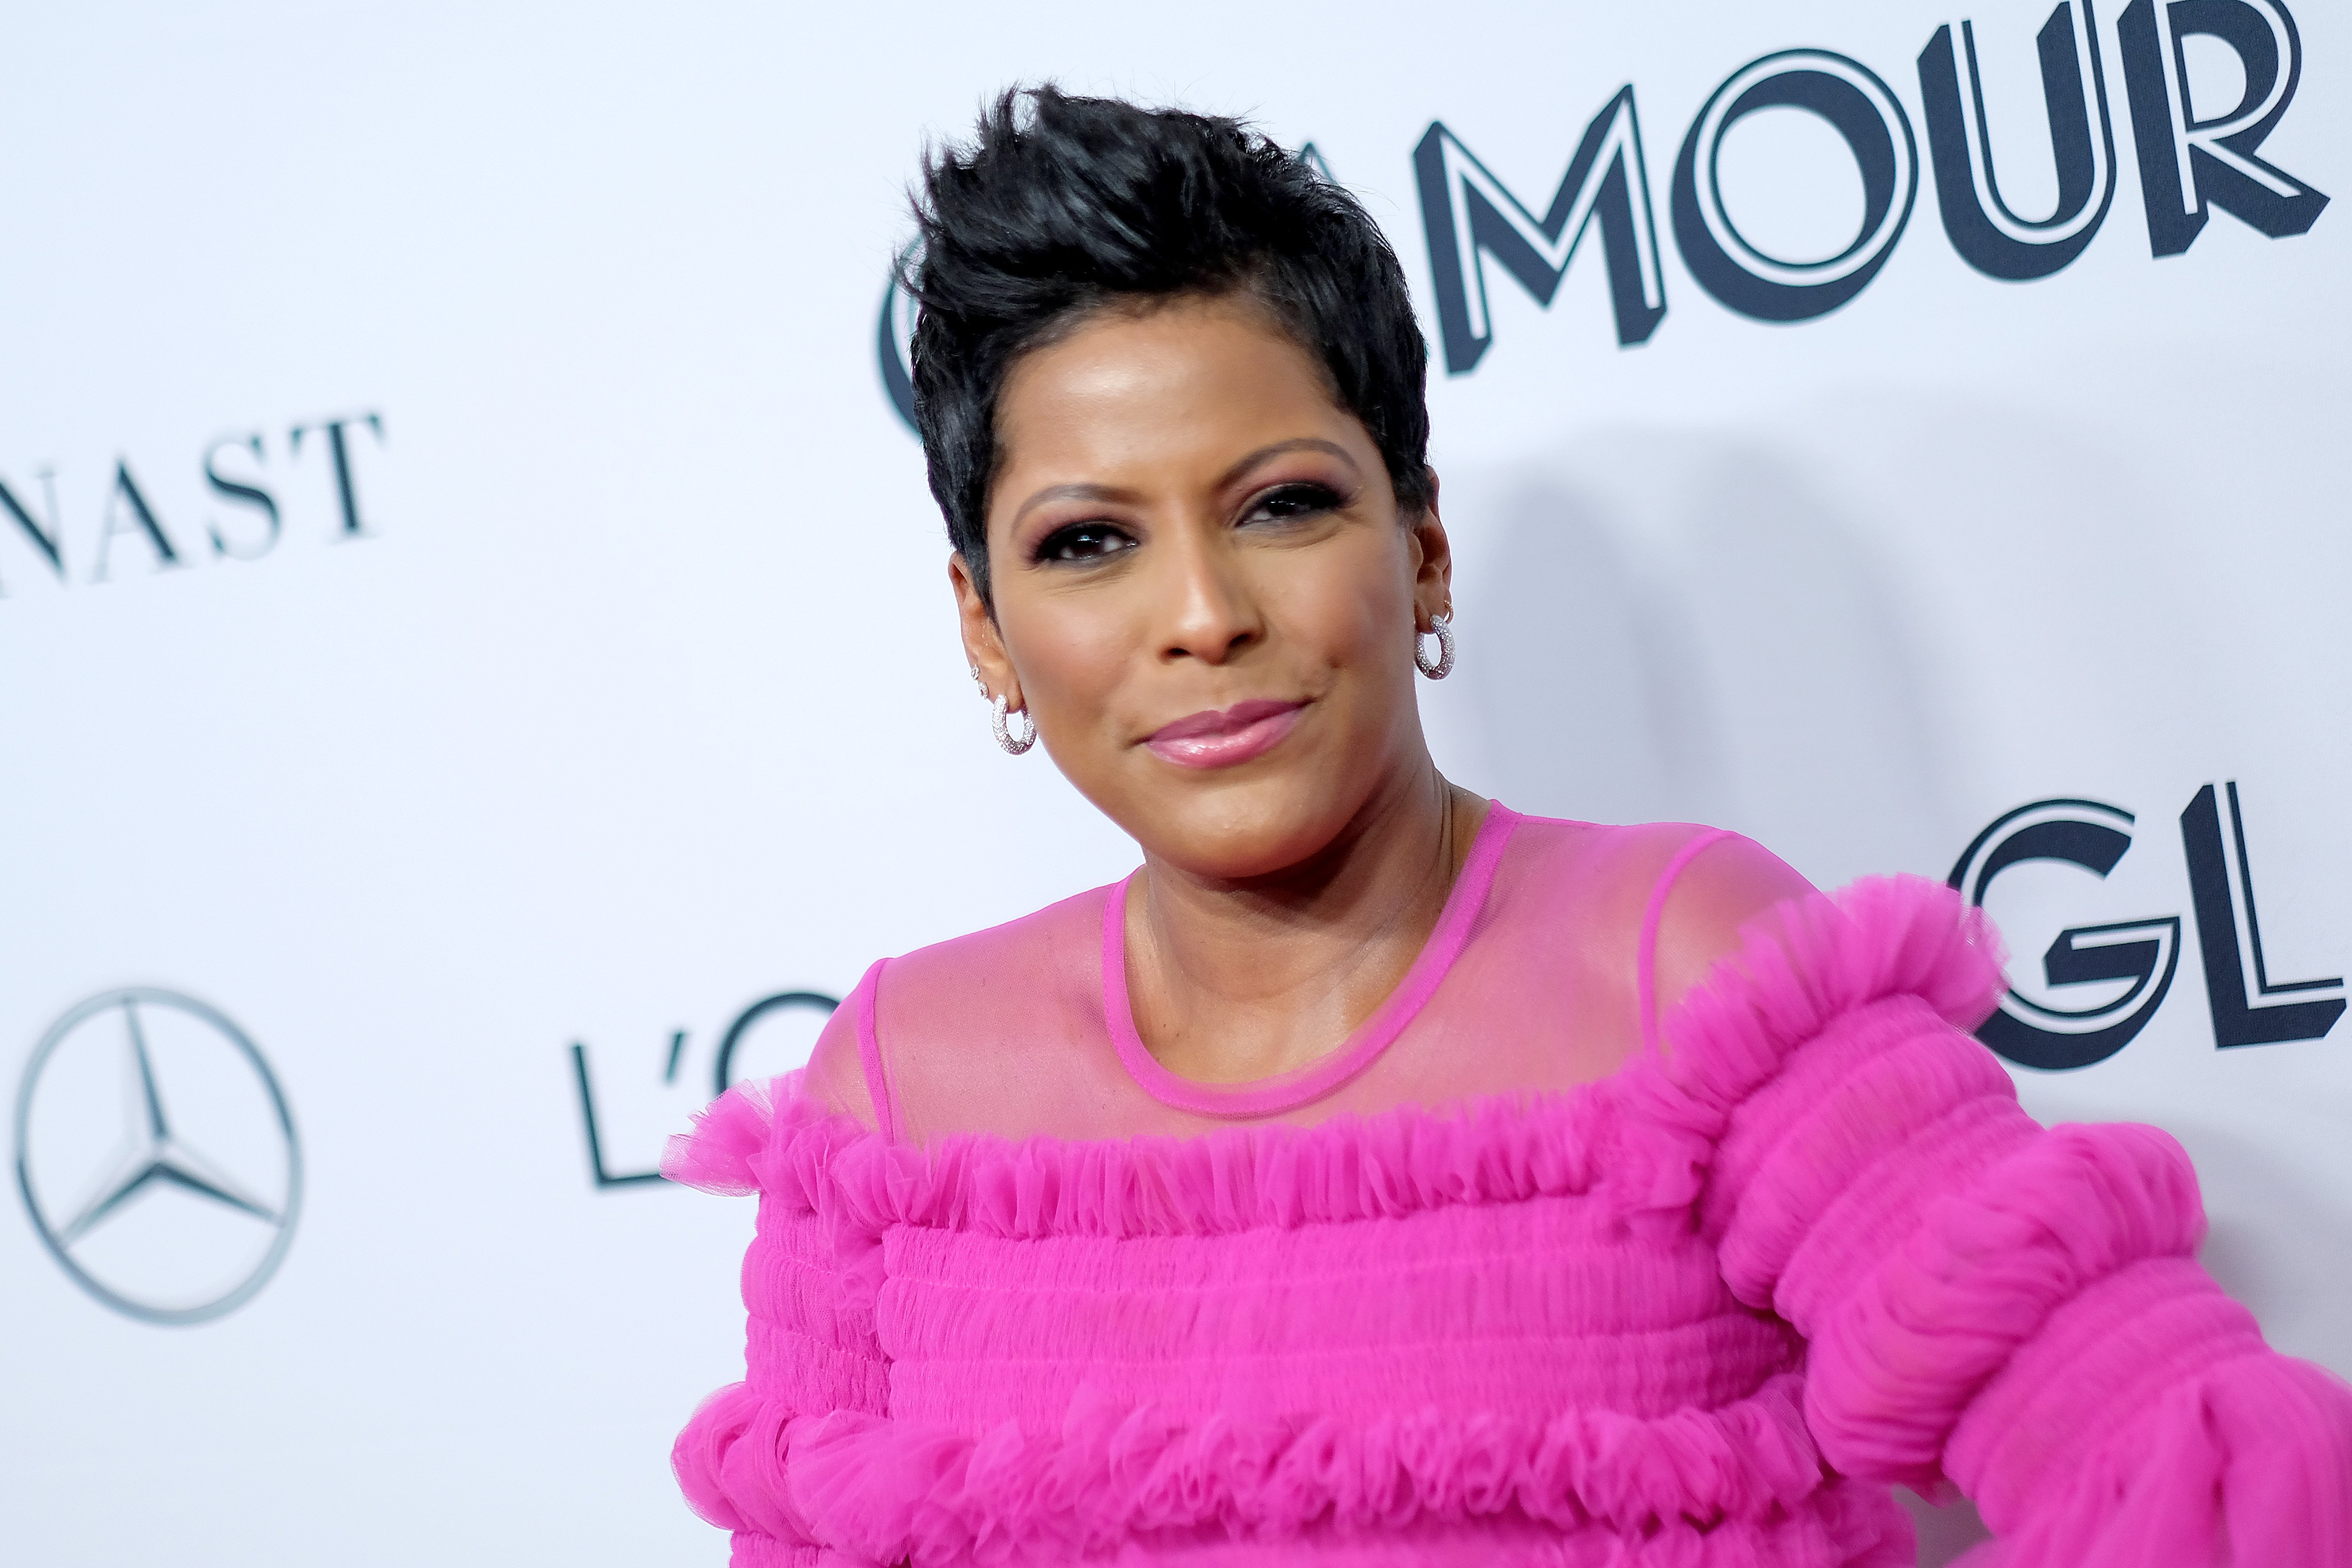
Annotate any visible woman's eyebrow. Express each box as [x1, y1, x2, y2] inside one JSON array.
[[1010, 441, 1357, 528], [1217, 439, 1360, 489], [1010, 481, 1137, 529]]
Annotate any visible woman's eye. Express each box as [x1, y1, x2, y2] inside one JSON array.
[[1036, 523, 1136, 563], [1244, 483, 1342, 525]]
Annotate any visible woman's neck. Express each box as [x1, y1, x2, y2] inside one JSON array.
[[1123, 762, 1488, 1083]]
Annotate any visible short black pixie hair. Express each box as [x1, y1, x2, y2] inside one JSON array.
[[903, 86, 1432, 607]]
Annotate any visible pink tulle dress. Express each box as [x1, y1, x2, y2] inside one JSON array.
[[666, 805, 2352, 1566]]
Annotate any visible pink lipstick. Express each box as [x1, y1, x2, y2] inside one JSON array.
[[1144, 699, 1305, 769]]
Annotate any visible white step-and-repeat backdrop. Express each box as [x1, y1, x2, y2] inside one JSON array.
[[2, 1, 2343, 1562]]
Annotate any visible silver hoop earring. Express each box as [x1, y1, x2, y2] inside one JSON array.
[[990, 693, 1037, 755], [1415, 611, 1455, 680]]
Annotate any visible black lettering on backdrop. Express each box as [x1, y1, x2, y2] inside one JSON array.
[[714, 992, 839, 1099], [570, 988, 840, 1192], [204, 434, 281, 561], [1412, 88, 1667, 375], [290, 413, 384, 538], [0, 471, 66, 594], [2, 408, 384, 605], [569, 1042, 665, 1188], [2119, 0, 2328, 255], [1948, 798, 2181, 1069], [879, 266, 919, 434], [89, 461, 180, 582], [1919, 3, 2118, 280], [878, 285, 918, 432], [869, 15, 2335, 401], [1954, 783, 2341, 1069], [1671, 50, 1920, 323], [2180, 783, 2346, 1045]]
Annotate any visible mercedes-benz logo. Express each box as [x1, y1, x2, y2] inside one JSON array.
[[14, 988, 302, 1325]]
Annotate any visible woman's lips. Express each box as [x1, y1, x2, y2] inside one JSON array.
[[1144, 699, 1305, 769]]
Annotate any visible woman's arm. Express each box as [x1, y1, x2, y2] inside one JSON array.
[[665, 1073, 893, 1565], [1649, 863, 2352, 1565]]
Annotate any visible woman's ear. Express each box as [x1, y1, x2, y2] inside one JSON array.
[[1408, 468, 1453, 626], [949, 552, 1021, 709]]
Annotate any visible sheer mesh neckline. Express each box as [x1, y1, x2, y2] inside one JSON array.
[[1099, 803, 1525, 1118]]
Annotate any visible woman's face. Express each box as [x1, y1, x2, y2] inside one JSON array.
[[955, 293, 1451, 882]]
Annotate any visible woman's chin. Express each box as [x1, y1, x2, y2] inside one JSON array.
[[1122, 774, 1368, 885]]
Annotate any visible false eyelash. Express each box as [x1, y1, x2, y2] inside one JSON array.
[[1250, 482, 1345, 519], [1032, 522, 1136, 564]]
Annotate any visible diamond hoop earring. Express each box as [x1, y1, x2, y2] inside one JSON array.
[[1415, 611, 1455, 680], [990, 693, 1037, 755]]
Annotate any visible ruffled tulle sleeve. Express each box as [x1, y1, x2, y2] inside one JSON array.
[[1650, 875, 2352, 1566], [664, 1073, 893, 1567]]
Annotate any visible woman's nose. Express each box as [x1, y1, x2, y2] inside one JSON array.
[[1154, 523, 1261, 665]]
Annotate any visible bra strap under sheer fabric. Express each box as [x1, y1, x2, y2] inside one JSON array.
[[853, 957, 897, 1144], [1637, 828, 1739, 1058]]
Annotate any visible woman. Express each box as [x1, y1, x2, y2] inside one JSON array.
[[666, 89, 2352, 1565]]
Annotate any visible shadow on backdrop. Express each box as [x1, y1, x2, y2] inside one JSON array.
[[1454, 434, 1948, 887]]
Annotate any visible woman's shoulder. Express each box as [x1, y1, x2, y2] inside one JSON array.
[[804, 881, 1126, 1137], [1499, 811, 1813, 925], [885, 881, 1117, 994], [1491, 809, 1818, 1024], [1493, 809, 2002, 1072]]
